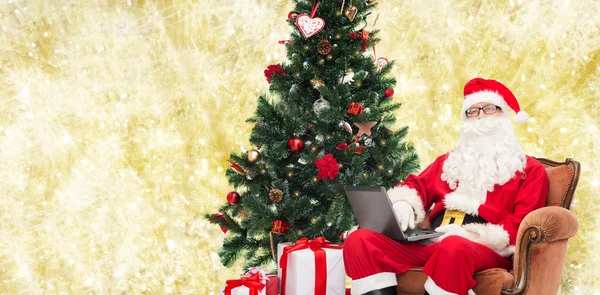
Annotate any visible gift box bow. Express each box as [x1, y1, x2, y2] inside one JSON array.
[[243, 267, 271, 285], [280, 237, 344, 295], [224, 273, 266, 295]]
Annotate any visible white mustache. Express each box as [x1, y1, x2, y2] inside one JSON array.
[[461, 117, 500, 135]]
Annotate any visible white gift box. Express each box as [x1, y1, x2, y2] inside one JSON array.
[[219, 282, 266, 295], [277, 241, 346, 295]]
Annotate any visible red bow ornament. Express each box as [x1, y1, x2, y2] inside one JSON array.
[[278, 237, 345, 295], [223, 273, 266, 295]]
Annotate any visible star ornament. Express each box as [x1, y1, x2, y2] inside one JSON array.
[[353, 121, 377, 136]]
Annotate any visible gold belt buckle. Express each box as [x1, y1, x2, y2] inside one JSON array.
[[441, 210, 467, 226]]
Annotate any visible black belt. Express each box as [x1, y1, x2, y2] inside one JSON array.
[[432, 209, 488, 229]]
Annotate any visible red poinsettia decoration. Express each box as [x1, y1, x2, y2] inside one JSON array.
[[211, 213, 228, 233], [315, 154, 340, 181], [264, 64, 286, 84]]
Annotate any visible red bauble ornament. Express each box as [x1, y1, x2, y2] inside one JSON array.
[[287, 137, 305, 153], [227, 191, 241, 205], [384, 88, 394, 98]]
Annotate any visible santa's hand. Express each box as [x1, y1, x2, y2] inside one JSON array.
[[392, 201, 416, 232], [430, 224, 475, 243]]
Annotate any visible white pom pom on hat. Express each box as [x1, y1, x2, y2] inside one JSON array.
[[461, 78, 529, 123]]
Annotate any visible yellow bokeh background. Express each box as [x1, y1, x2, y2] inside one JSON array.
[[0, 0, 598, 294]]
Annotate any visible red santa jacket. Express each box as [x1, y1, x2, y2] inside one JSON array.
[[387, 153, 549, 256]]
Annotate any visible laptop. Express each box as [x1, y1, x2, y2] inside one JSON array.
[[345, 186, 443, 242]]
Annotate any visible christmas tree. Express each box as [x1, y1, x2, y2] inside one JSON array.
[[206, 0, 420, 270]]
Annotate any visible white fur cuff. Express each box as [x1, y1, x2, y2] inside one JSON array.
[[424, 277, 476, 295], [424, 277, 457, 295], [443, 188, 486, 216], [462, 223, 514, 257], [387, 186, 426, 224], [351, 272, 397, 295]]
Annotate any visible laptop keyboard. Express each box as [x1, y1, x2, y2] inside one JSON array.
[[405, 229, 435, 237]]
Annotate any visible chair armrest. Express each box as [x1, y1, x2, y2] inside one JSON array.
[[502, 207, 579, 295]]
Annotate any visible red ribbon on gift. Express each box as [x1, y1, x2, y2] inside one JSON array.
[[224, 273, 266, 295], [280, 237, 344, 295], [347, 102, 365, 115]]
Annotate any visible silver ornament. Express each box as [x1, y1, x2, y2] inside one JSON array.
[[313, 98, 331, 116]]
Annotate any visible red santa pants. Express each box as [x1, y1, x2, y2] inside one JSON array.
[[343, 229, 512, 295]]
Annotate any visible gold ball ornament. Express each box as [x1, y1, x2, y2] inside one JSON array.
[[303, 45, 309, 51], [310, 79, 325, 88], [295, 72, 301, 78], [319, 58, 325, 65], [326, 54, 333, 61], [269, 189, 283, 202], [239, 209, 250, 219], [294, 191, 301, 197], [247, 149, 261, 163]]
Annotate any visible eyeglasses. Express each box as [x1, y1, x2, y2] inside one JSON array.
[[465, 105, 502, 117]]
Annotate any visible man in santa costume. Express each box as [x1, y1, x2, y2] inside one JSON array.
[[343, 78, 549, 295]]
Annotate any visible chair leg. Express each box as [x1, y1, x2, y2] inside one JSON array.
[[363, 286, 397, 295]]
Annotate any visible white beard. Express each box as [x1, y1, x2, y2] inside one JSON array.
[[441, 116, 527, 193]]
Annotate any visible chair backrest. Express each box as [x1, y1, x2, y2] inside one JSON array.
[[534, 158, 581, 209]]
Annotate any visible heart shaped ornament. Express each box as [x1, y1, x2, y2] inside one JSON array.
[[376, 57, 389, 70], [344, 6, 358, 22], [296, 14, 325, 38]]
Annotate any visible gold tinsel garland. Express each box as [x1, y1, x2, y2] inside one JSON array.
[[0, 0, 598, 294]]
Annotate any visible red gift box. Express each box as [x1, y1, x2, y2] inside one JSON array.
[[347, 102, 365, 115], [223, 273, 266, 295], [241, 267, 279, 295]]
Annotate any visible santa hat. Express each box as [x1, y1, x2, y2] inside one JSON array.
[[462, 78, 529, 123]]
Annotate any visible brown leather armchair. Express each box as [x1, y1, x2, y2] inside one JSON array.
[[395, 158, 581, 295]]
